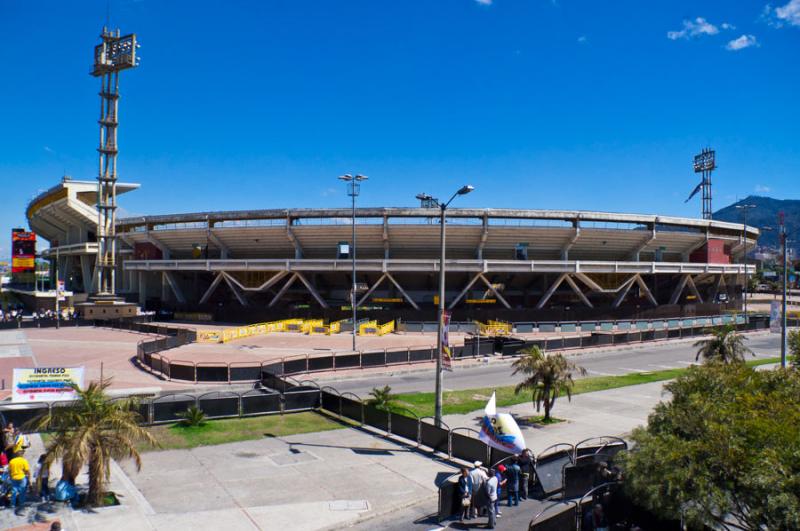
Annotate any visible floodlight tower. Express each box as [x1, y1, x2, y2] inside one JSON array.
[[91, 27, 139, 297], [693, 148, 716, 220]]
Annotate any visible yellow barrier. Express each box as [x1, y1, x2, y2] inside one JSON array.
[[358, 320, 379, 335], [476, 320, 512, 336], [377, 320, 395, 336], [197, 330, 222, 343], [202, 318, 345, 343], [329, 321, 343, 334]]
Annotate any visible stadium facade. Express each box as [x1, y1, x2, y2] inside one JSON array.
[[27, 177, 758, 321]]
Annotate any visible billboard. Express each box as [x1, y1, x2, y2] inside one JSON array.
[[12, 367, 85, 402], [11, 229, 36, 285]]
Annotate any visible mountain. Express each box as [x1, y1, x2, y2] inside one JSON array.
[[714, 196, 799, 251]]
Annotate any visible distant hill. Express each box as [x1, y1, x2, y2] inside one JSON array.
[[714, 196, 799, 251]]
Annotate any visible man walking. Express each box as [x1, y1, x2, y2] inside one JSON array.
[[468, 461, 488, 519], [519, 449, 533, 500], [507, 458, 521, 507], [8, 450, 31, 513], [485, 467, 499, 529]]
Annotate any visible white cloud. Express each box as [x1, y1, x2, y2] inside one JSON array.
[[721, 22, 736, 30], [321, 187, 338, 197], [755, 184, 772, 193], [726, 34, 758, 50], [474, 0, 492, 5], [776, 0, 800, 25], [667, 17, 719, 40], [43, 146, 55, 154], [577, 35, 588, 44]]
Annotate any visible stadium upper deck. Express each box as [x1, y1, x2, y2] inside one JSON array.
[[27, 178, 757, 320]]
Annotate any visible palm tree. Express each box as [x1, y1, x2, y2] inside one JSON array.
[[511, 346, 586, 422], [366, 385, 397, 411], [177, 405, 207, 427], [694, 324, 753, 363], [28, 379, 157, 507]]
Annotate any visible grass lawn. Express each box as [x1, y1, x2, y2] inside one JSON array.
[[145, 411, 344, 451], [391, 356, 781, 418]]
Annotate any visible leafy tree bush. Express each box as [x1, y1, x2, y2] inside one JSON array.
[[511, 346, 586, 422], [694, 324, 753, 363], [789, 329, 800, 368], [366, 385, 397, 411], [622, 364, 800, 530], [177, 405, 207, 427], [29, 379, 157, 507]]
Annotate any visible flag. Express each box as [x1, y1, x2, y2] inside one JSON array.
[[478, 392, 527, 454], [442, 310, 453, 371], [684, 181, 703, 203]]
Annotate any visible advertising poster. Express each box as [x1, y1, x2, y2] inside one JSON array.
[[441, 310, 453, 371], [770, 301, 781, 334], [12, 367, 85, 402], [11, 229, 36, 284]]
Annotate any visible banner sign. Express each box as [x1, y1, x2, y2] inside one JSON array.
[[11, 230, 36, 284], [12, 367, 85, 402], [770, 301, 781, 334], [441, 310, 453, 371], [479, 392, 527, 454]]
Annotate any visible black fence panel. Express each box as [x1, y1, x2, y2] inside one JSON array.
[[563, 462, 597, 499], [321, 391, 340, 414], [283, 358, 308, 375], [450, 432, 487, 464], [501, 339, 526, 356], [591, 333, 613, 346], [653, 329, 667, 340], [535, 450, 573, 496], [490, 447, 515, 466], [386, 350, 409, 365], [198, 396, 240, 418], [170, 363, 196, 382], [641, 330, 655, 341], [437, 479, 460, 522], [196, 365, 228, 383], [389, 412, 419, 442], [153, 397, 196, 423], [241, 392, 281, 415], [335, 354, 361, 370], [284, 389, 320, 411], [530, 504, 577, 531], [340, 396, 363, 423], [230, 365, 261, 381], [308, 356, 334, 372], [563, 336, 581, 349], [420, 422, 449, 454], [409, 348, 433, 363], [547, 338, 566, 350], [0, 405, 49, 430], [363, 404, 389, 431], [361, 351, 386, 368], [667, 328, 681, 339]]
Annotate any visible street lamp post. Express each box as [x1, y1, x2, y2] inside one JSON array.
[[736, 204, 756, 322], [426, 184, 474, 427], [339, 174, 368, 352], [780, 220, 788, 368]]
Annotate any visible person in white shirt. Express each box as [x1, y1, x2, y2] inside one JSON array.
[[468, 461, 489, 518], [485, 467, 499, 529]]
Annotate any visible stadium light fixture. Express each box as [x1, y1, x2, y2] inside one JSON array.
[[339, 173, 368, 351], [426, 183, 476, 428]]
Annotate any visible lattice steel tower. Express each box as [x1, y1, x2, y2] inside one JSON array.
[[91, 28, 138, 296], [693, 148, 716, 220]]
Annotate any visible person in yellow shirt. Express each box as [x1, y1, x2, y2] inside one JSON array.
[[8, 450, 30, 511]]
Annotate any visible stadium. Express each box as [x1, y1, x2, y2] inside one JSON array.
[[25, 176, 758, 323]]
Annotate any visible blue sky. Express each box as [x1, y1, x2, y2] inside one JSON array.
[[1, 0, 799, 255]]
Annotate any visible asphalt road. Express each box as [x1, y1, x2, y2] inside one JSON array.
[[327, 332, 783, 398]]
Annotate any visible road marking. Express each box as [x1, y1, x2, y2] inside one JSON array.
[[587, 369, 617, 376]]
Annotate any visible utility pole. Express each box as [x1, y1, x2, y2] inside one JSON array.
[[339, 174, 368, 352], [736, 204, 756, 322], [55, 247, 60, 329], [780, 212, 788, 368]]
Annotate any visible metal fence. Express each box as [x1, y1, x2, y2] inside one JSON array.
[[131, 314, 780, 383]]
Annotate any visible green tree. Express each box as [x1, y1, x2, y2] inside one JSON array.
[[788, 329, 800, 368], [29, 379, 158, 507], [366, 385, 397, 411], [622, 364, 800, 530], [694, 324, 753, 363], [511, 346, 586, 422], [177, 405, 207, 427]]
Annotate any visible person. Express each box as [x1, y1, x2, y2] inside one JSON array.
[[457, 467, 472, 522], [50, 521, 63, 531], [54, 477, 79, 508], [35, 454, 51, 502], [485, 467, 498, 529], [519, 449, 534, 499], [468, 461, 488, 519], [506, 458, 521, 507], [495, 465, 507, 517], [583, 503, 609, 531], [8, 450, 31, 511], [2, 423, 16, 460]]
